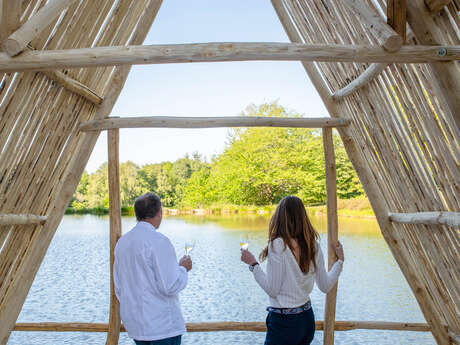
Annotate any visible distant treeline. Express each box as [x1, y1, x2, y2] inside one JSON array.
[[69, 103, 364, 212]]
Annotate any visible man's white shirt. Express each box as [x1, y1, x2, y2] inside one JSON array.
[[114, 221, 188, 341]]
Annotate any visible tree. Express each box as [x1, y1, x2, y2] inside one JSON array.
[[70, 103, 364, 210], [204, 102, 326, 205], [71, 171, 89, 210], [85, 163, 109, 209], [181, 102, 363, 207], [119, 161, 147, 207]]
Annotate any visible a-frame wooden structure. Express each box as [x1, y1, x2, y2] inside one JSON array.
[[0, 1, 459, 344]]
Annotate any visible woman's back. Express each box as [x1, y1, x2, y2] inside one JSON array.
[[240, 195, 344, 345], [252, 237, 343, 308]]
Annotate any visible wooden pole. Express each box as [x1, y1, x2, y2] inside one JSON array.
[[424, 0, 452, 13], [0, 214, 47, 226], [80, 116, 350, 131], [105, 128, 121, 345], [12, 320, 431, 333], [0, 43, 459, 73], [42, 70, 103, 105], [406, 0, 460, 131], [322, 128, 339, 345], [270, 1, 451, 343], [0, 0, 21, 45], [387, 0, 407, 43], [0, 1, 163, 343], [22, 44, 103, 104], [332, 64, 388, 100], [389, 212, 460, 227], [3, 0, 79, 56], [343, 0, 402, 51]]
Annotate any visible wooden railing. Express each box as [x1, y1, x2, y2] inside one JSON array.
[[14, 320, 431, 333]]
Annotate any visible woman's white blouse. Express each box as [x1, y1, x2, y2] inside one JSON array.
[[252, 238, 343, 308]]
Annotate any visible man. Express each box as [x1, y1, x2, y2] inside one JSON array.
[[114, 192, 192, 345]]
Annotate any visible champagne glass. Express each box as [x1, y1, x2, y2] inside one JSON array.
[[185, 240, 196, 256], [239, 234, 249, 250]]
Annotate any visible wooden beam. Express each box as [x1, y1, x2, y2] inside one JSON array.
[[424, 0, 452, 13], [322, 128, 339, 345], [0, 0, 21, 45], [406, 0, 460, 131], [3, 0, 79, 56], [13, 320, 431, 333], [25, 46, 103, 105], [105, 128, 121, 345], [0, 214, 47, 226], [42, 70, 103, 105], [387, 0, 407, 43], [332, 64, 388, 100], [343, 0, 402, 52], [79, 116, 350, 131], [0, 43, 459, 73], [389, 212, 460, 227]]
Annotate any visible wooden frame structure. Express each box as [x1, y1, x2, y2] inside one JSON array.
[[9, 121, 437, 344], [0, 0, 458, 344]]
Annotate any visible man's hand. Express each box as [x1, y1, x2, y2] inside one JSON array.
[[179, 255, 192, 272]]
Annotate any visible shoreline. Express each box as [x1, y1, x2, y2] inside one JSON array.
[[65, 199, 376, 220]]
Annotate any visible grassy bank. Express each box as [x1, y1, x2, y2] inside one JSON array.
[[66, 197, 375, 219], [308, 197, 374, 218], [65, 206, 135, 216], [66, 204, 277, 216]]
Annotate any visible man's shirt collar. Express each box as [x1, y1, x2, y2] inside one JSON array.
[[138, 221, 156, 231]]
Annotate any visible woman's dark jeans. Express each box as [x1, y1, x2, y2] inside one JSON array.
[[134, 335, 181, 345], [264, 308, 315, 345]]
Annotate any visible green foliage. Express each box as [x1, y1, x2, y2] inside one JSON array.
[[85, 163, 109, 209], [70, 102, 364, 211], [181, 102, 363, 207]]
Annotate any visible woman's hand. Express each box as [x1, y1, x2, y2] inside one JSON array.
[[331, 241, 344, 262], [241, 249, 258, 266]]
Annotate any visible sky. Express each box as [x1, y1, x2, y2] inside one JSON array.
[[85, 0, 328, 173]]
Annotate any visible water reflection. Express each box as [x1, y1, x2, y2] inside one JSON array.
[[173, 212, 383, 238]]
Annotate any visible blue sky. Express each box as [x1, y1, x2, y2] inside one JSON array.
[[85, 0, 328, 173]]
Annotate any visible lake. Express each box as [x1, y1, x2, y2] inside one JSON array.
[[8, 214, 435, 345]]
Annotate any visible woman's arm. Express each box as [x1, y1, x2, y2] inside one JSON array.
[[314, 243, 343, 293], [246, 238, 285, 298]]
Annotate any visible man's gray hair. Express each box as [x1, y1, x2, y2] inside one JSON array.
[[134, 193, 161, 221]]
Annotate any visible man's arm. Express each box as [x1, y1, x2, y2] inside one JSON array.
[[153, 238, 189, 296], [113, 251, 121, 301]]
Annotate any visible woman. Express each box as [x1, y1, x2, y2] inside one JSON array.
[[241, 196, 344, 345]]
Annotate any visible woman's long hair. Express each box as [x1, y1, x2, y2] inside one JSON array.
[[259, 196, 319, 273]]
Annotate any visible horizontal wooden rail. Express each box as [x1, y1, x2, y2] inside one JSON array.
[[1, 43, 459, 73], [14, 321, 431, 333], [332, 64, 388, 100], [389, 212, 460, 227], [0, 214, 47, 226], [80, 116, 350, 131]]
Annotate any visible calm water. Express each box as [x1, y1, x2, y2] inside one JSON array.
[[8, 214, 435, 345]]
